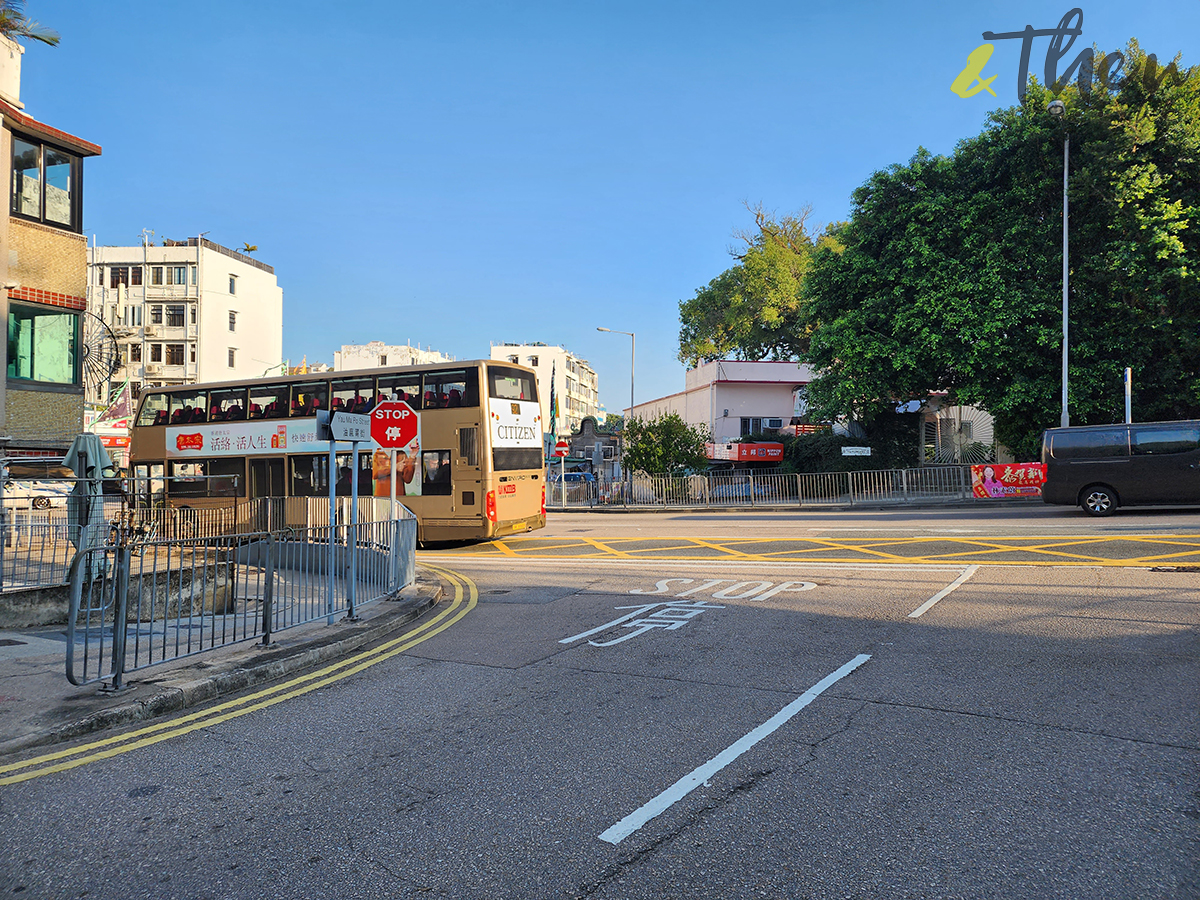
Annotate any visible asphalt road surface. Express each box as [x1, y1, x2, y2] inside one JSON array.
[[1, 509, 1197, 899]]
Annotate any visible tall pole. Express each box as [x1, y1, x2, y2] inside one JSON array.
[[1061, 133, 1070, 428]]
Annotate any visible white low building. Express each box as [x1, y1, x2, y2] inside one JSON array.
[[333, 341, 454, 371], [88, 237, 284, 398], [490, 342, 600, 436], [628, 360, 815, 445]]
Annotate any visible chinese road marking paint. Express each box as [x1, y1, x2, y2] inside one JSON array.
[[559, 600, 724, 648], [908, 565, 979, 619], [599, 653, 871, 844]]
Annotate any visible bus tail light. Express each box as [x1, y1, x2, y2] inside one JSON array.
[[541, 485, 545, 517], [486, 489, 497, 522]]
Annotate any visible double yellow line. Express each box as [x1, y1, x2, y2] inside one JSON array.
[[0, 565, 477, 787]]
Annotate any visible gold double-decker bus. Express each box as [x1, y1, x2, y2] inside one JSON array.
[[128, 361, 546, 542]]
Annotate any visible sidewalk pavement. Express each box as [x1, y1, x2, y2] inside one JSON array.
[[0, 568, 445, 760]]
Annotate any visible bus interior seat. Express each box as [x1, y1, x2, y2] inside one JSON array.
[[448, 389, 461, 407], [249, 403, 263, 419]]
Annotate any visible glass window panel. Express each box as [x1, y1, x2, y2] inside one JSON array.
[[136, 392, 168, 426], [11, 137, 40, 218], [150, 306, 163, 324], [150, 343, 162, 362], [170, 461, 207, 497], [289, 455, 327, 497], [334, 451, 372, 497], [130, 267, 142, 286], [289, 380, 328, 417], [487, 365, 535, 403], [421, 450, 452, 495], [424, 367, 478, 409], [209, 458, 244, 497], [166, 305, 185, 327], [1051, 429, 1129, 458], [249, 383, 290, 419], [376, 373, 422, 407], [331, 377, 375, 415], [43, 147, 74, 227], [208, 387, 247, 422], [1132, 427, 1200, 455], [6, 305, 77, 383], [168, 389, 207, 424], [151, 267, 163, 285], [128, 343, 142, 363], [165, 343, 185, 366]]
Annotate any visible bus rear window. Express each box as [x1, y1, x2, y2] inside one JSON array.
[[489, 366, 537, 402], [136, 392, 167, 426], [1132, 427, 1200, 455], [1050, 429, 1129, 458]]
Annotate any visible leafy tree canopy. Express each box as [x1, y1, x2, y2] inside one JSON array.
[[678, 205, 840, 367], [623, 412, 711, 476], [802, 42, 1199, 459]]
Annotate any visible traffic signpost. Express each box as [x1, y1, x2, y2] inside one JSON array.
[[554, 439, 569, 506], [371, 401, 420, 520]]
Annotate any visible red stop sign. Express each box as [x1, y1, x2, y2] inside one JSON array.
[[371, 400, 419, 448]]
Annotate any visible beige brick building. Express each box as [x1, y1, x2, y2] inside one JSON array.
[[0, 35, 101, 458]]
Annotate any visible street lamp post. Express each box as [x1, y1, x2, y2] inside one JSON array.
[[1048, 99, 1069, 428], [596, 326, 634, 488]]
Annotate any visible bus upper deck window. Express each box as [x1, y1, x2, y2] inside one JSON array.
[[169, 389, 208, 425], [290, 381, 328, 417], [424, 368, 478, 409], [377, 374, 422, 408], [251, 384, 291, 420], [331, 377, 375, 415], [136, 393, 168, 427], [209, 387, 248, 422]]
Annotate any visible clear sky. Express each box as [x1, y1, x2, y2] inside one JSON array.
[[23, 0, 1199, 411]]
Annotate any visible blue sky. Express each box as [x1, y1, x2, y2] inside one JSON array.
[[23, 0, 1199, 411]]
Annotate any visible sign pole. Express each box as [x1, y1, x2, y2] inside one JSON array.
[[1124, 367, 1132, 424], [348, 440, 359, 620], [561, 455, 566, 508], [327, 435, 336, 625], [390, 448, 397, 521]]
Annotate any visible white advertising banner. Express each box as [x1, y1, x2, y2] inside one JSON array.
[[490, 399, 542, 449]]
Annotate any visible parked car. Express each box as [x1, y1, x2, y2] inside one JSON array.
[[547, 472, 595, 484], [1041, 419, 1200, 515]]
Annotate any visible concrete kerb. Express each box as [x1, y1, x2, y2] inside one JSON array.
[[546, 498, 1042, 514], [0, 569, 446, 760]]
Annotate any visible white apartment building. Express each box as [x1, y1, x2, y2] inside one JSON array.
[[490, 342, 600, 436], [87, 237, 283, 402], [333, 341, 453, 371]]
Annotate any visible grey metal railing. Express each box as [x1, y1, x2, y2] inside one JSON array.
[[554, 466, 978, 508], [65, 512, 417, 689]]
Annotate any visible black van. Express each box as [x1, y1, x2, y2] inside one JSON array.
[[1041, 420, 1200, 516]]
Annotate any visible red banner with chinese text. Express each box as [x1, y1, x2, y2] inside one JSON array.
[[970, 463, 1046, 499]]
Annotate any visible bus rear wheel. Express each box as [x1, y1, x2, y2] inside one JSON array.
[[1080, 485, 1118, 517]]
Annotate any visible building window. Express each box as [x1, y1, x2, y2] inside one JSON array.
[[165, 343, 185, 366], [190, 306, 196, 325], [228, 348, 236, 367], [191, 266, 197, 285], [228, 311, 236, 332], [150, 306, 162, 325], [131, 381, 141, 398], [6, 305, 78, 384], [189, 345, 196, 364], [109, 267, 130, 288], [740, 417, 763, 436], [150, 343, 162, 363], [151, 267, 163, 285], [229, 275, 236, 294], [128, 343, 142, 363], [168, 266, 186, 286], [379, 355, 387, 366], [10, 136, 82, 231], [166, 305, 185, 327], [529, 356, 538, 367], [508, 355, 518, 364], [124, 306, 143, 327]]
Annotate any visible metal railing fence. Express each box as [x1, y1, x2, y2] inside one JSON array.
[[553, 466, 977, 508], [66, 512, 418, 689]]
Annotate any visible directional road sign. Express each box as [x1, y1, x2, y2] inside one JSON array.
[[371, 400, 419, 448]]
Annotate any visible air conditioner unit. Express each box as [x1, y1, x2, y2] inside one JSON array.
[[145, 364, 162, 375], [766, 418, 783, 429], [144, 326, 160, 337]]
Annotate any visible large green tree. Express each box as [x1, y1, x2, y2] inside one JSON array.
[[623, 412, 711, 475], [802, 43, 1199, 459], [678, 205, 835, 366]]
